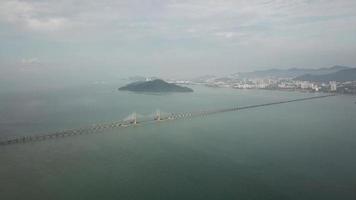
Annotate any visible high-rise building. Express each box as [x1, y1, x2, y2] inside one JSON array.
[[330, 81, 337, 91]]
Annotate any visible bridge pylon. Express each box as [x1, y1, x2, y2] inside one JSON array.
[[154, 109, 161, 121], [132, 112, 137, 124], [124, 112, 138, 124]]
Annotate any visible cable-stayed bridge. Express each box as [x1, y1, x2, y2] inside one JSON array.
[[0, 94, 335, 146]]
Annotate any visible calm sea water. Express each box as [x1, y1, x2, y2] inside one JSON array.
[[1, 84, 356, 199]]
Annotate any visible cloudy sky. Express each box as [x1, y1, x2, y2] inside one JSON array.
[[1, 0, 356, 79]]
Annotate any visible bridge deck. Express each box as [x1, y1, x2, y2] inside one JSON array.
[[0, 94, 335, 146]]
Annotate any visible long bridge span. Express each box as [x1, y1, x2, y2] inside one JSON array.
[[0, 94, 335, 146]]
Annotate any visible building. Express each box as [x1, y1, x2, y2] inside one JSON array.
[[299, 81, 314, 90], [330, 81, 337, 91]]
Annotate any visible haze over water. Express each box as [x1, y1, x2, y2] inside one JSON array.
[[1, 0, 356, 199], [1, 84, 356, 199]]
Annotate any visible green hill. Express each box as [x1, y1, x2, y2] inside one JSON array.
[[119, 79, 193, 93]]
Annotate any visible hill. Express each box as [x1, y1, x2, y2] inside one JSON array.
[[294, 68, 356, 82], [119, 79, 193, 93], [232, 65, 351, 79]]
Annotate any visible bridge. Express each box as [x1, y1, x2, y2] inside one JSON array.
[[0, 94, 335, 146]]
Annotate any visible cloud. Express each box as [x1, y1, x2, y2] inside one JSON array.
[[1, 0, 356, 74], [214, 32, 236, 39], [21, 57, 40, 65], [26, 17, 67, 31], [0, 0, 68, 32], [1, 0, 355, 38]]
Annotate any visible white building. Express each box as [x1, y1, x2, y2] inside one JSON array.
[[330, 81, 337, 91], [300, 81, 314, 89]]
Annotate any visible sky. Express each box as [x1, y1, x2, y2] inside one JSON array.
[[1, 0, 356, 81]]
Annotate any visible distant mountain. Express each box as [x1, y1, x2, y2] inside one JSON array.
[[233, 65, 352, 79], [190, 75, 217, 83], [128, 76, 159, 82], [294, 68, 356, 82], [323, 65, 351, 71], [119, 79, 193, 93]]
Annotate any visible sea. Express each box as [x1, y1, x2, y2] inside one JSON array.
[[1, 82, 356, 200]]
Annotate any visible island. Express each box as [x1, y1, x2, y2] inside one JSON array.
[[118, 79, 194, 93]]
